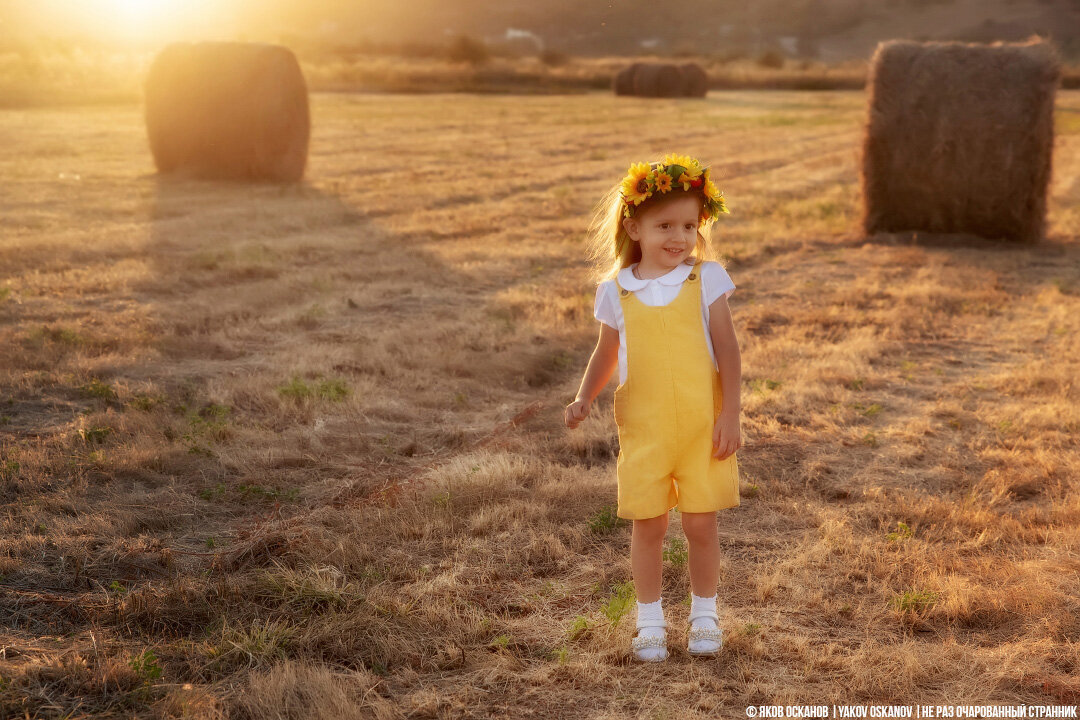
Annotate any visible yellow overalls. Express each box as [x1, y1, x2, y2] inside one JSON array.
[[613, 259, 740, 520]]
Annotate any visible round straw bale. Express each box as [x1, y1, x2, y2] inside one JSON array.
[[633, 62, 684, 98], [613, 63, 643, 96], [656, 63, 686, 98], [631, 62, 659, 97], [144, 42, 310, 183], [860, 37, 1060, 243], [678, 62, 708, 97]]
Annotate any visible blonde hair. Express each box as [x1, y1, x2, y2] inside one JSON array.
[[583, 165, 722, 286]]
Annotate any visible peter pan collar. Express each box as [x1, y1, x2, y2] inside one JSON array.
[[617, 261, 694, 291]]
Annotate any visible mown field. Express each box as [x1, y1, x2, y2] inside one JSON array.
[[1, 89, 1079, 718]]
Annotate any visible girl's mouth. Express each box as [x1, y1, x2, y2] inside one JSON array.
[[664, 248, 682, 255]]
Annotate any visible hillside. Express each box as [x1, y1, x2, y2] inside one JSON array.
[[3, 0, 1080, 62], [237, 0, 1080, 61]]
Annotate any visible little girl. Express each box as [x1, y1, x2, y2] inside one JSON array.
[[564, 154, 743, 662]]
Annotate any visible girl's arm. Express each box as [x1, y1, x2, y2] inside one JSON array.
[[575, 323, 620, 406], [708, 296, 741, 418]]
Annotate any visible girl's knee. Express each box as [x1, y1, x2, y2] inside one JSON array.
[[632, 512, 669, 541], [681, 511, 718, 542]]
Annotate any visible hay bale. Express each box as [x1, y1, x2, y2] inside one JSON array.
[[678, 62, 708, 97], [633, 62, 684, 98], [630, 62, 659, 97], [613, 63, 643, 96], [144, 42, 310, 182], [860, 37, 1060, 243]]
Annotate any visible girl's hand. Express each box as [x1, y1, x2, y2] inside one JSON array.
[[712, 410, 742, 459], [565, 398, 591, 429]]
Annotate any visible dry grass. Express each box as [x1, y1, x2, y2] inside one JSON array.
[[1, 88, 1079, 717]]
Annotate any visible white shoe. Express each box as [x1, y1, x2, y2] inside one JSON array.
[[687, 608, 722, 656], [631, 621, 668, 662]]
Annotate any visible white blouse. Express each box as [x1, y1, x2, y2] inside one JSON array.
[[593, 260, 736, 386]]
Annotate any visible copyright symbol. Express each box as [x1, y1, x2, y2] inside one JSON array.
[[747, 706, 757, 718]]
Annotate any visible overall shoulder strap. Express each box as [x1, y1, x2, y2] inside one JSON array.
[[614, 268, 629, 296]]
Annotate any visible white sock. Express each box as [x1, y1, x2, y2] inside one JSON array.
[[690, 593, 719, 630], [637, 597, 664, 628], [635, 598, 666, 660], [689, 592, 721, 652]]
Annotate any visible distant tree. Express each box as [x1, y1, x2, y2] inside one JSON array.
[[447, 34, 490, 65], [712, 49, 748, 64], [539, 48, 569, 66], [757, 49, 785, 68], [398, 41, 444, 59]]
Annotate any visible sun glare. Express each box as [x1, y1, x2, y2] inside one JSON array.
[[105, 0, 174, 36], [93, 0, 224, 41]]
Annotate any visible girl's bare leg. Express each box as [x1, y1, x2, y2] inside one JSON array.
[[681, 511, 720, 596], [681, 510, 723, 654], [630, 512, 669, 602]]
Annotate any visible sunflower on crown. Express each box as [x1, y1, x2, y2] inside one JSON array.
[[619, 153, 729, 223]]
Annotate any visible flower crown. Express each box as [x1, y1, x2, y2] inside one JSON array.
[[619, 153, 729, 223]]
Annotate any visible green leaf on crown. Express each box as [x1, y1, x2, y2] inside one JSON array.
[[665, 164, 686, 180]]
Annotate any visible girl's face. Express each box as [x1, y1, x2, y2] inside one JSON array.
[[622, 194, 702, 273]]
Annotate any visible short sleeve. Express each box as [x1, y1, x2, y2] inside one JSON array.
[[702, 261, 736, 306], [593, 282, 617, 330]]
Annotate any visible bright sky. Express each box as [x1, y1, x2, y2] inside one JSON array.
[[5, 0, 249, 42], [107, 0, 207, 37]]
